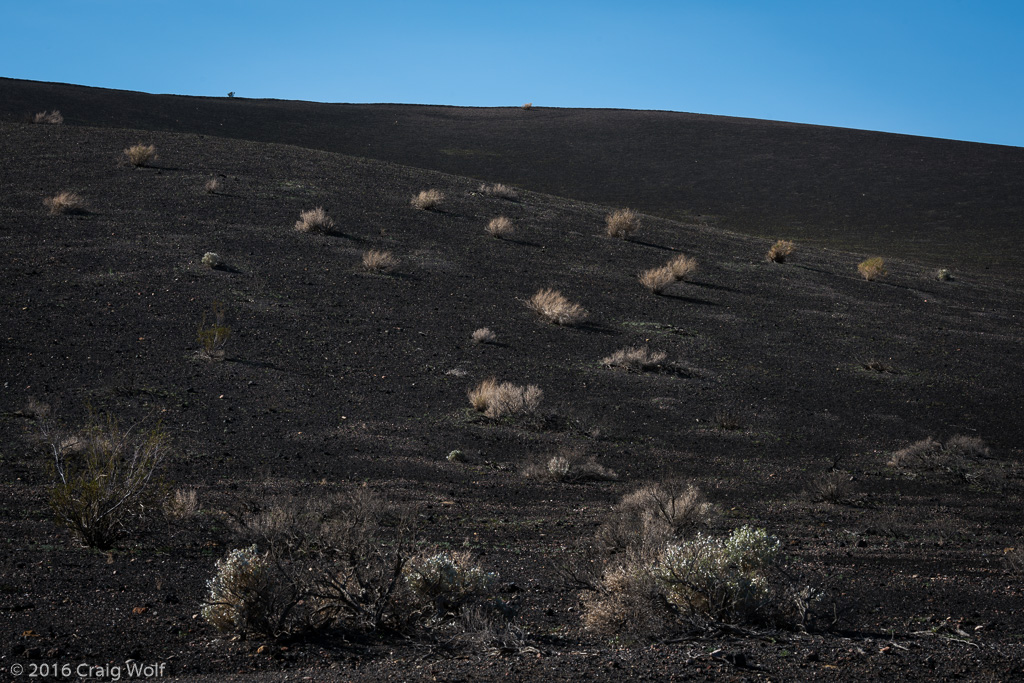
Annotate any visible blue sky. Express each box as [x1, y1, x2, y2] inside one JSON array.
[[3, 1, 1022, 147]]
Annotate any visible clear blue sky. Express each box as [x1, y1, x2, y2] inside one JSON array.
[[4, 1, 1022, 147]]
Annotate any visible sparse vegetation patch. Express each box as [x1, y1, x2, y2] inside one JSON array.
[[471, 327, 496, 344], [858, 257, 887, 281], [667, 253, 698, 281], [766, 239, 795, 263], [526, 288, 588, 325], [294, 206, 334, 233], [638, 265, 675, 294], [601, 346, 667, 372], [486, 216, 514, 238], [124, 143, 158, 167], [44, 191, 87, 215], [411, 189, 444, 210], [33, 110, 64, 124], [362, 249, 399, 273], [468, 378, 543, 419], [606, 208, 640, 239], [479, 183, 519, 200]]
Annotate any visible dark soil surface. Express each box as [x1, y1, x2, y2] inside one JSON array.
[[4, 77, 1024, 277], [1, 79, 1023, 680]]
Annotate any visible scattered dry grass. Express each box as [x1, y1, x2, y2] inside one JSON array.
[[294, 207, 335, 234], [667, 254, 698, 281], [766, 240, 795, 263], [467, 378, 542, 419], [164, 488, 199, 520], [478, 183, 519, 200], [471, 327, 496, 344], [44, 191, 87, 215], [601, 346, 667, 372], [362, 250, 399, 273], [124, 143, 158, 167], [205, 178, 221, 194], [606, 208, 640, 239], [486, 216, 514, 238], [638, 266, 675, 294], [411, 189, 444, 210], [806, 471, 853, 504], [526, 289, 588, 325], [33, 110, 64, 124], [887, 435, 989, 473], [858, 257, 887, 281]]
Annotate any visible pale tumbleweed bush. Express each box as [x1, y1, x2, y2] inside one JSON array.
[[526, 288, 588, 325], [766, 240, 795, 263], [468, 378, 543, 419], [638, 266, 676, 294], [486, 216, 514, 238], [44, 192, 87, 215], [601, 346, 667, 372], [205, 178, 221, 194], [411, 189, 444, 210], [478, 183, 519, 200], [362, 249, 399, 272], [858, 257, 887, 281], [471, 327, 496, 344], [667, 253, 698, 281], [606, 208, 640, 239], [124, 143, 158, 167], [935, 268, 953, 281], [201, 252, 222, 269], [295, 207, 335, 234], [34, 110, 64, 124], [522, 102, 533, 110]]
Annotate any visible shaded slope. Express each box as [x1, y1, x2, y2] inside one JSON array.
[[4, 76, 1024, 276], [1, 120, 1023, 679]]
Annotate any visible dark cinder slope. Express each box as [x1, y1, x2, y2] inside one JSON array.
[[4, 76, 1023, 276]]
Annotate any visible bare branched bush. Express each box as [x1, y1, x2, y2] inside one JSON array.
[[638, 266, 675, 294], [164, 488, 199, 520], [667, 253, 698, 281], [44, 191, 87, 215], [766, 240, 795, 263], [209, 490, 420, 639], [411, 189, 444, 210], [294, 207, 334, 234], [601, 346, 667, 372], [597, 483, 716, 556], [486, 216, 514, 238], [467, 378, 543, 419], [471, 327, 496, 344], [205, 178, 221, 194], [124, 143, 158, 167], [478, 183, 519, 200], [41, 416, 169, 549], [858, 257, 887, 281], [606, 208, 640, 239], [362, 249, 399, 273], [526, 288, 588, 325], [33, 110, 64, 124]]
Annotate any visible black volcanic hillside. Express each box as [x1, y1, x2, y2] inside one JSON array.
[[4, 76, 1024, 276], [2, 90, 1024, 680]]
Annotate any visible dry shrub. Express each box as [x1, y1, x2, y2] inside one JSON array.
[[197, 300, 230, 361], [34, 110, 64, 124], [935, 268, 953, 281], [526, 288, 588, 325], [601, 346, 667, 372], [404, 551, 496, 617], [887, 435, 989, 477], [766, 240, 795, 263], [467, 378, 542, 419], [201, 252, 222, 269], [667, 253, 698, 281], [597, 482, 715, 555], [581, 566, 670, 641], [479, 183, 518, 200], [471, 327, 496, 344], [205, 178, 221, 194], [858, 257, 887, 281], [294, 206, 335, 234], [44, 191, 87, 215], [638, 266, 675, 294], [41, 416, 169, 549], [486, 216, 514, 238], [164, 488, 199, 520], [208, 490, 421, 638], [522, 451, 618, 483], [124, 143, 158, 167], [522, 103, 533, 110], [411, 189, 444, 210], [606, 208, 640, 239], [362, 249, 399, 273], [806, 471, 853, 504]]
